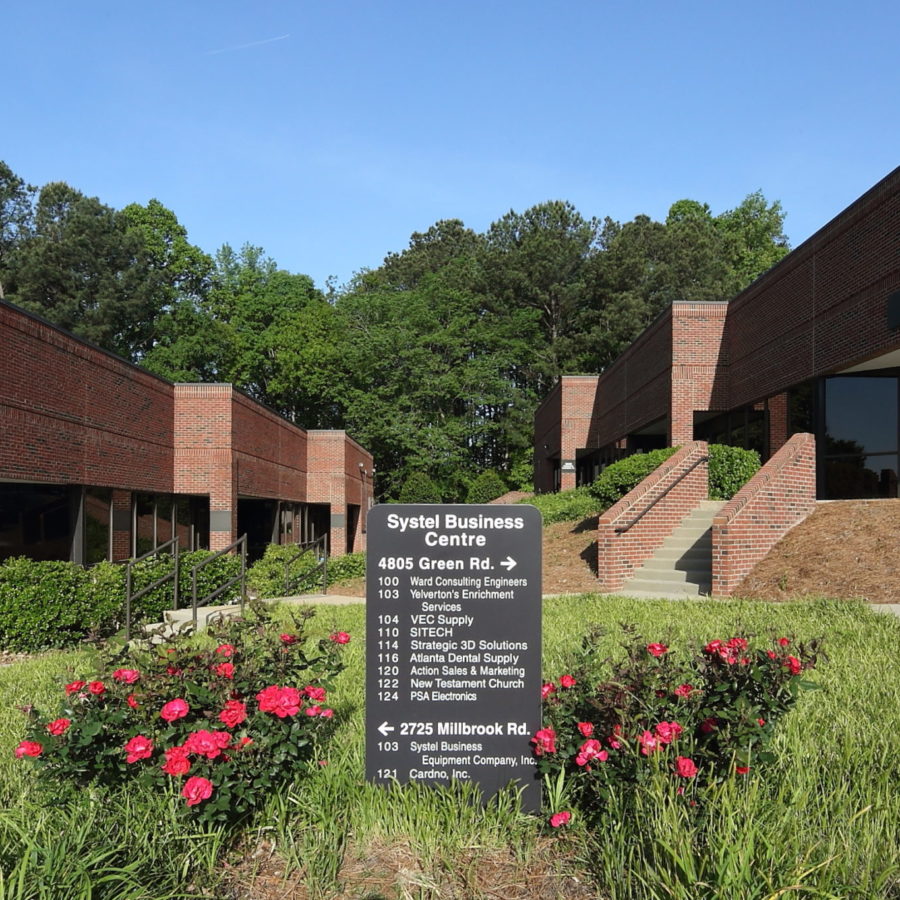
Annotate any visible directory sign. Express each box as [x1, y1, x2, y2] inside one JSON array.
[[365, 504, 542, 811]]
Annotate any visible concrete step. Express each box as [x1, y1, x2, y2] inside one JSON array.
[[622, 578, 710, 596], [638, 561, 711, 581]]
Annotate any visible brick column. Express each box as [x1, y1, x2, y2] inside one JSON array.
[[111, 489, 132, 561]]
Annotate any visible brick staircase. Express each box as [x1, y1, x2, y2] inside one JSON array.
[[619, 500, 726, 598]]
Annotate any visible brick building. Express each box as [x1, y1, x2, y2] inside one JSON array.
[[0, 300, 374, 565], [536, 166, 900, 500]]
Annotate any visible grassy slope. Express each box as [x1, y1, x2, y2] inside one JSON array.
[[1, 597, 899, 898]]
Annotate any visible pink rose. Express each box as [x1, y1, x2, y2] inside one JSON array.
[[531, 728, 557, 757], [575, 739, 608, 768], [218, 699, 247, 729], [638, 730, 660, 755], [785, 655, 802, 675], [182, 775, 214, 807], [14, 740, 43, 758], [126, 694, 140, 709], [655, 721, 683, 744], [212, 661, 234, 679], [540, 683, 556, 700], [673, 683, 694, 698], [305, 705, 321, 717], [161, 746, 191, 776], [559, 674, 576, 688], [549, 811, 571, 828], [64, 680, 85, 695], [330, 632, 351, 644], [647, 643, 668, 657], [319, 708, 334, 718], [280, 633, 298, 644], [46, 718, 71, 736], [215, 644, 234, 657], [257, 685, 302, 718], [160, 698, 190, 723], [304, 686, 327, 702], [577, 721, 594, 737], [184, 729, 232, 760], [735, 765, 751, 775], [699, 717, 717, 734], [124, 735, 154, 763], [674, 756, 698, 778], [778, 637, 791, 647], [88, 681, 106, 696], [112, 668, 140, 684]]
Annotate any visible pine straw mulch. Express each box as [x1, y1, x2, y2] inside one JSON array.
[[735, 499, 900, 604], [223, 835, 598, 900]]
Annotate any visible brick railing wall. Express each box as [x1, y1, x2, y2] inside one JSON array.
[[711, 432, 816, 595], [597, 442, 709, 591]]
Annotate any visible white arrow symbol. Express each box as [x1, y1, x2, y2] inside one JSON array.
[[378, 721, 395, 736], [500, 556, 517, 571]]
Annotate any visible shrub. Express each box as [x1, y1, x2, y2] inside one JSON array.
[[519, 487, 598, 525], [327, 552, 366, 583], [465, 469, 508, 504], [0, 558, 94, 652], [398, 472, 443, 504], [506, 456, 534, 492], [533, 626, 822, 827], [589, 448, 679, 510], [708, 443, 761, 500], [15, 601, 350, 825], [247, 544, 320, 598]]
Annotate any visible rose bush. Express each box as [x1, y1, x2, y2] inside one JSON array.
[[533, 625, 822, 825], [14, 601, 349, 824]]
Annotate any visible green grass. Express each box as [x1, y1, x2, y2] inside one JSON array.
[[2, 596, 900, 898]]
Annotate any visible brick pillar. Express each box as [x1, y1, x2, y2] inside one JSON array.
[[111, 489, 132, 561], [768, 393, 789, 456]]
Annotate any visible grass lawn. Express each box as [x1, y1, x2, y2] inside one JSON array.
[[1, 595, 899, 899]]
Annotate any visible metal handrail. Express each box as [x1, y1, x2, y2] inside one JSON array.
[[191, 535, 247, 629], [614, 455, 709, 534], [283, 535, 328, 595], [125, 537, 180, 641]]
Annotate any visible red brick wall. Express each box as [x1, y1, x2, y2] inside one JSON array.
[[596, 441, 709, 591], [712, 433, 816, 594], [533, 381, 562, 493], [307, 430, 374, 554], [593, 310, 673, 448], [670, 302, 729, 443], [725, 167, 900, 409], [0, 301, 175, 492]]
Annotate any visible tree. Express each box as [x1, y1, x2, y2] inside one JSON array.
[[6, 182, 162, 358], [0, 161, 35, 300], [481, 201, 600, 389]]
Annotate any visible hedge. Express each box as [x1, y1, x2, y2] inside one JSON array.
[[466, 469, 508, 504]]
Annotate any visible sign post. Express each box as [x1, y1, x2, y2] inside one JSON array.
[[365, 504, 542, 811]]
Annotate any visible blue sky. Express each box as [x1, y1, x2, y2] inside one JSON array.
[[5, 1, 898, 289]]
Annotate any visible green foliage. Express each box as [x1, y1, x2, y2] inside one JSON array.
[[247, 546, 366, 599], [506, 453, 534, 492], [0, 559, 93, 652], [519, 487, 597, 524], [589, 447, 680, 509], [16, 602, 349, 826], [535, 627, 822, 825], [708, 443, 761, 500], [247, 544, 320, 598], [327, 552, 366, 584], [0, 552, 241, 652], [398, 471, 443, 504], [465, 469, 508, 504]]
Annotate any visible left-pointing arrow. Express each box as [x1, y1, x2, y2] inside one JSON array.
[[378, 721, 395, 736]]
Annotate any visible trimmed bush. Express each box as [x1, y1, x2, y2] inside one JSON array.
[[519, 487, 598, 525], [466, 469, 508, 504], [0, 551, 243, 652], [247, 546, 367, 598], [398, 472, 442, 504], [708, 443, 761, 500], [247, 544, 320, 598], [589, 448, 680, 511], [0, 559, 98, 652]]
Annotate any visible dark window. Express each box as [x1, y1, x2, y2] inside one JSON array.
[[84, 487, 111, 565], [0, 484, 73, 562]]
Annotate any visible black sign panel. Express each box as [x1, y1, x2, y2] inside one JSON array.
[[365, 504, 542, 811]]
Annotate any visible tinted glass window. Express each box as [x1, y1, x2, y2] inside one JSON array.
[[825, 377, 898, 456]]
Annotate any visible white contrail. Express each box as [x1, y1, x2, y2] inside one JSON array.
[[205, 34, 291, 56]]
